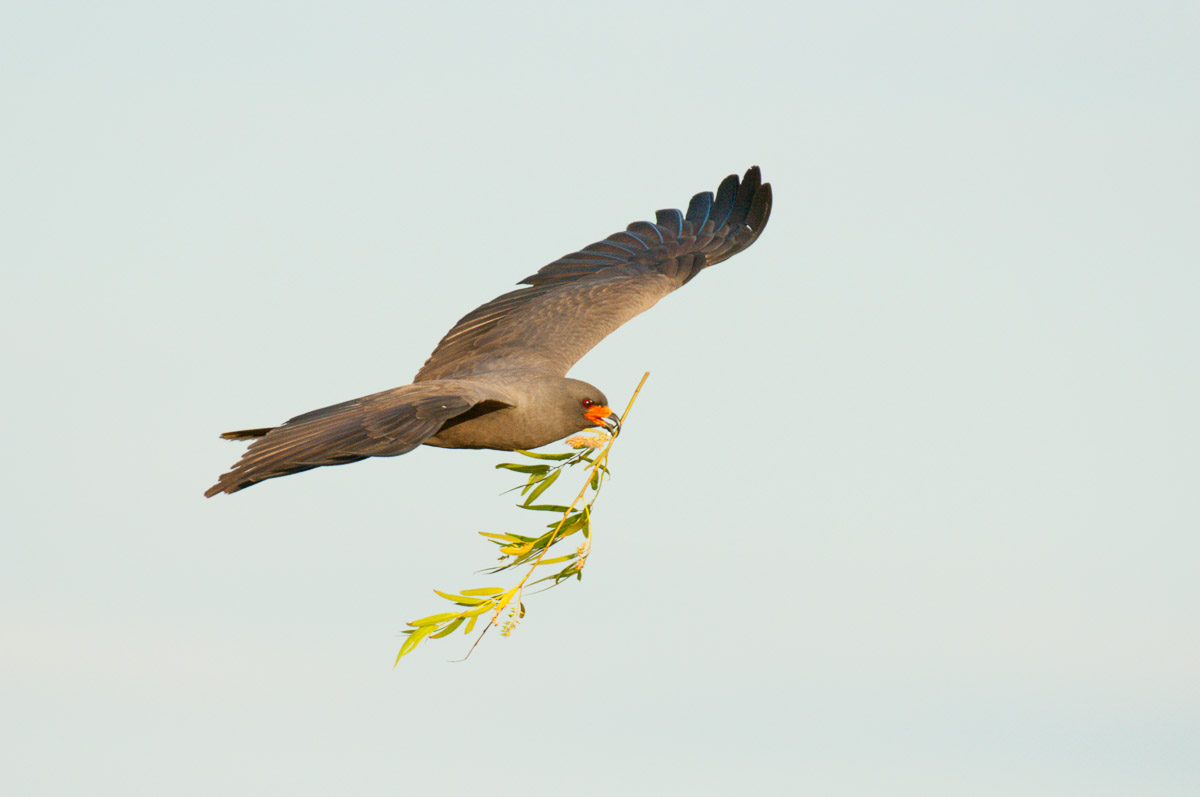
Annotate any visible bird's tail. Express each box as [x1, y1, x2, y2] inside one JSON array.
[[205, 383, 505, 497], [219, 427, 273, 441]]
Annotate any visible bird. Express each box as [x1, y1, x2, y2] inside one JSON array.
[[205, 167, 772, 497]]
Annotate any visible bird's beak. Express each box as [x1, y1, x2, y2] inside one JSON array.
[[585, 404, 621, 436]]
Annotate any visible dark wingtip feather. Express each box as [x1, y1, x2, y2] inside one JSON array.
[[476, 166, 771, 318], [709, 173, 741, 231], [746, 180, 772, 240], [655, 208, 684, 236], [627, 220, 665, 243], [729, 166, 762, 225], [685, 191, 714, 230]]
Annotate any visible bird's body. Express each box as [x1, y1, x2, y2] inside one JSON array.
[[421, 375, 608, 450], [206, 167, 772, 496]]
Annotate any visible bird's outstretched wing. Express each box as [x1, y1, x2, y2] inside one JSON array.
[[415, 167, 772, 381], [204, 382, 513, 496]]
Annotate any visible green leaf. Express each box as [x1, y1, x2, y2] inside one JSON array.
[[519, 504, 572, 514], [459, 587, 506, 596], [552, 511, 586, 534], [514, 450, 576, 461], [522, 468, 560, 506], [535, 554, 577, 565], [495, 463, 550, 474]]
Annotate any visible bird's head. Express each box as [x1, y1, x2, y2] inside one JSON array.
[[581, 396, 620, 436], [562, 379, 620, 437]]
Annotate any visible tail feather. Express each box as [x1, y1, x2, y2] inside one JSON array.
[[219, 428, 274, 441], [205, 382, 511, 497]]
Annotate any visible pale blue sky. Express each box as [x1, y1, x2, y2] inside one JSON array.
[[3, 2, 1197, 795]]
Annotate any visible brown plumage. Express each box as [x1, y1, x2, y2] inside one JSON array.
[[206, 167, 772, 497]]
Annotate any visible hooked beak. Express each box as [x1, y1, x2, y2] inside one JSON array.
[[584, 404, 621, 436]]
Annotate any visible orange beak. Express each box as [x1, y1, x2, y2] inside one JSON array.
[[584, 404, 621, 435]]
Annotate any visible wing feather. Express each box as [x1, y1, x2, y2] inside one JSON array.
[[415, 167, 772, 380]]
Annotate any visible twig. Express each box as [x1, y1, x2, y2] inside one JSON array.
[[453, 371, 649, 662]]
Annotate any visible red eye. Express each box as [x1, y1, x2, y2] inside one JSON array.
[[581, 399, 594, 409]]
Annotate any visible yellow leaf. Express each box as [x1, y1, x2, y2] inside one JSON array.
[[461, 601, 497, 618], [536, 554, 576, 565], [477, 532, 521, 542], [433, 589, 486, 605], [408, 611, 460, 627], [431, 616, 465, 639], [395, 623, 438, 664]]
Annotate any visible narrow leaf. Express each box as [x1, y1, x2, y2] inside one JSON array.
[[433, 590, 487, 606], [408, 611, 460, 627], [519, 504, 572, 514], [430, 616, 465, 639], [478, 532, 522, 542], [520, 473, 541, 496], [462, 602, 497, 618], [535, 554, 577, 565], [522, 468, 561, 506], [514, 450, 576, 461], [395, 623, 438, 663], [494, 464, 550, 474]]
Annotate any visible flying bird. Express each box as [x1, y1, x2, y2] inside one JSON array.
[[206, 167, 772, 497]]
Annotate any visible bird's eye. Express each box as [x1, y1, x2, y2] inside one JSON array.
[[581, 398, 594, 409]]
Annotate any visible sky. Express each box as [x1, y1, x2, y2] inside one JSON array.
[[2, 1, 1197, 794]]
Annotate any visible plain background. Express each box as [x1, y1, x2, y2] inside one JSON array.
[[3, 2, 1197, 794]]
